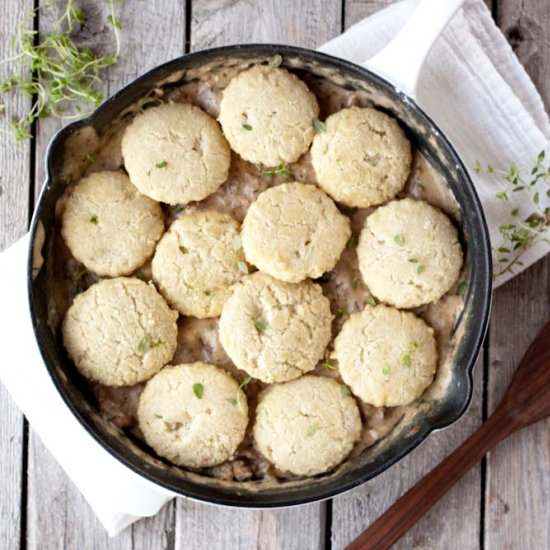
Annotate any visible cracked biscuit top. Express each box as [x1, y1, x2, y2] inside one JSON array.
[[121, 102, 231, 205], [241, 182, 351, 283], [62, 277, 178, 386], [218, 65, 319, 167], [334, 304, 437, 407], [152, 210, 246, 318], [357, 198, 463, 308], [61, 171, 164, 277], [311, 106, 412, 207], [219, 272, 333, 383], [137, 363, 249, 469], [253, 375, 362, 476]]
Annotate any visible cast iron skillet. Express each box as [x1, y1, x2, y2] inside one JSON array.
[[27, 45, 492, 507]]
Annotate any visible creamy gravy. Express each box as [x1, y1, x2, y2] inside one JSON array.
[[51, 58, 466, 486]]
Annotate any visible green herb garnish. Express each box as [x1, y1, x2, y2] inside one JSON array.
[[366, 296, 376, 306], [192, 383, 204, 399], [394, 234, 405, 246], [401, 341, 418, 368], [335, 307, 347, 318], [322, 361, 336, 370], [85, 152, 96, 164], [408, 257, 419, 263], [226, 398, 238, 406], [475, 151, 550, 277], [242, 123, 253, 131], [341, 385, 351, 397], [254, 319, 268, 333], [0, 0, 122, 141], [347, 235, 358, 249], [203, 290, 212, 296], [456, 281, 467, 296], [89, 214, 98, 224], [416, 264, 426, 274], [155, 160, 168, 169], [305, 424, 319, 438], [137, 335, 164, 354], [312, 118, 326, 134], [238, 375, 252, 392], [262, 162, 291, 178], [382, 366, 391, 376]]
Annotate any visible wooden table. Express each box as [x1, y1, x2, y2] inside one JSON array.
[[1, 1, 548, 548]]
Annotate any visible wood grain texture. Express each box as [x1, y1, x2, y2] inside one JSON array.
[[486, 266, 550, 549], [330, 2, 483, 549], [173, 2, 341, 547], [0, 2, 32, 549], [484, 2, 550, 549], [27, 2, 186, 548]]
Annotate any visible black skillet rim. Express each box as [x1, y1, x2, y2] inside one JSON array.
[[27, 44, 493, 508]]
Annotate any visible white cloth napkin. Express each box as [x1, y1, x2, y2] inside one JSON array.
[[1, 0, 549, 536]]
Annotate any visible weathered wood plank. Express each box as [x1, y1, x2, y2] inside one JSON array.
[[173, 2, 341, 548], [485, 2, 550, 548], [27, 1, 186, 548], [0, 2, 33, 549], [330, 2, 483, 548], [486, 8, 550, 547]]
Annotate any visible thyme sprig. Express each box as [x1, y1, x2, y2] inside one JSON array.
[[0, 0, 122, 141], [474, 150, 550, 277]]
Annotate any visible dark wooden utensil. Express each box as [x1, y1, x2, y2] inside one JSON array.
[[348, 321, 550, 550]]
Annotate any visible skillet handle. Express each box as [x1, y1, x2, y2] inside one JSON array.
[[363, 0, 464, 98]]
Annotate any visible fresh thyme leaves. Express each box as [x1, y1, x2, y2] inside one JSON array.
[[192, 382, 204, 399], [137, 335, 164, 354], [346, 235, 358, 249], [254, 318, 268, 333], [155, 160, 168, 168], [262, 162, 291, 178], [312, 118, 326, 134], [238, 375, 252, 392], [456, 281, 467, 297], [341, 385, 351, 397], [242, 123, 253, 131], [89, 214, 98, 224], [393, 234, 405, 246], [238, 261, 248, 274], [475, 151, 550, 277], [322, 361, 336, 370], [408, 257, 419, 263], [366, 296, 376, 306], [401, 340, 418, 368], [203, 290, 211, 296], [335, 307, 347, 318], [226, 398, 238, 406], [382, 366, 390, 376], [305, 424, 319, 438], [0, 0, 122, 140], [85, 152, 96, 164], [107, 14, 122, 30], [416, 264, 426, 274], [173, 204, 185, 215]]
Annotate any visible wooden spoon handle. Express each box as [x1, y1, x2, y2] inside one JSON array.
[[347, 410, 514, 550]]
